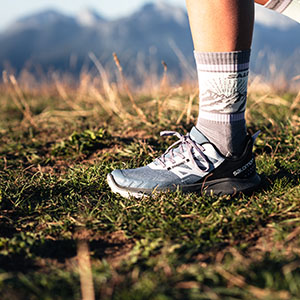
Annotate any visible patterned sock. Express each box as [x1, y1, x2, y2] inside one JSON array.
[[265, 0, 300, 23], [195, 50, 250, 157]]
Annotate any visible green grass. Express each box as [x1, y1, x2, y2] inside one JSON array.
[[0, 82, 300, 300]]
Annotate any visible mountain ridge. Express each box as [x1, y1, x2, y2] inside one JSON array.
[[0, 2, 299, 82]]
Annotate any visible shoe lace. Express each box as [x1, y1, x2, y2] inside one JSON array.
[[156, 131, 211, 172]]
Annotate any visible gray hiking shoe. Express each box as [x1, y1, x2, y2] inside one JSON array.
[[107, 127, 261, 198]]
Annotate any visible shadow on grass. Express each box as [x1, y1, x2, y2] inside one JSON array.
[[259, 161, 300, 193], [0, 237, 130, 272]]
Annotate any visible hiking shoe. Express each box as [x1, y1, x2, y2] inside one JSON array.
[[107, 127, 261, 198]]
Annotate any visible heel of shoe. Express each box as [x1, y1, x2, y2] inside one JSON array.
[[203, 174, 261, 195]]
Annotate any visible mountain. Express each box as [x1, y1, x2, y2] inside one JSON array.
[[76, 9, 106, 27], [0, 3, 299, 82]]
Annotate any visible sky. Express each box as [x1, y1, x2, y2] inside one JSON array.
[[0, 0, 297, 32], [0, 0, 185, 31]]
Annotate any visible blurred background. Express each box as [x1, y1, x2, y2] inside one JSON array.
[[1, 0, 300, 86]]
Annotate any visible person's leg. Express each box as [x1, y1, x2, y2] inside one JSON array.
[[187, 0, 254, 157], [186, 0, 254, 52], [256, 0, 300, 23], [107, 0, 261, 198]]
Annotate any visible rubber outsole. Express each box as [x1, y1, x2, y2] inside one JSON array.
[[200, 174, 261, 196], [107, 173, 261, 198]]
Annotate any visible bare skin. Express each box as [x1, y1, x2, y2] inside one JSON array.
[[186, 0, 255, 52]]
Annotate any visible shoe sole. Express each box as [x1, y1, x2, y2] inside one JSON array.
[[200, 174, 261, 196], [107, 173, 261, 198]]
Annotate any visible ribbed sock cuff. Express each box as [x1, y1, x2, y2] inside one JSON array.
[[198, 111, 245, 123], [194, 50, 251, 72], [264, 0, 292, 13]]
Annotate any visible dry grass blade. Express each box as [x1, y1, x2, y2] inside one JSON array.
[[176, 105, 187, 125], [169, 39, 196, 80], [113, 52, 152, 126], [77, 239, 95, 300], [248, 286, 290, 300], [259, 97, 290, 107], [89, 52, 131, 120], [176, 93, 197, 125], [186, 92, 197, 124], [246, 94, 269, 122], [52, 74, 83, 111], [160, 60, 168, 91], [215, 266, 245, 288], [290, 89, 300, 111], [176, 281, 199, 289], [158, 86, 184, 119], [7, 74, 37, 127], [89, 86, 115, 117], [155, 60, 169, 120]]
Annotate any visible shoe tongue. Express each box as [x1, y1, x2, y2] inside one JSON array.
[[190, 127, 209, 145], [154, 127, 209, 166]]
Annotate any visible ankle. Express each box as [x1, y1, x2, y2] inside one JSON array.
[[196, 118, 247, 157]]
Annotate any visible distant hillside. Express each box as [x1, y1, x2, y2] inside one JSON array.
[[0, 3, 299, 82]]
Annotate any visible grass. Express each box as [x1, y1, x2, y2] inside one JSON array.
[[0, 70, 300, 300]]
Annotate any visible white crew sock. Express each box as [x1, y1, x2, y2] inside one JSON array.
[[195, 50, 251, 157]]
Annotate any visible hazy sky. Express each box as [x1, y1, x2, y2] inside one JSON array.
[[0, 0, 185, 30]]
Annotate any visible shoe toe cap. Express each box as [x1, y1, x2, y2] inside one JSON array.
[[110, 167, 183, 190], [111, 169, 144, 189]]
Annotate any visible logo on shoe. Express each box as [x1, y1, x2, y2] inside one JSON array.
[[233, 158, 254, 177]]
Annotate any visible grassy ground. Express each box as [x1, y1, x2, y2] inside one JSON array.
[[0, 74, 300, 300]]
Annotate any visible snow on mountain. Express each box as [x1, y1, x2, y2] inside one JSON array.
[[141, 2, 187, 25], [76, 9, 105, 27]]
